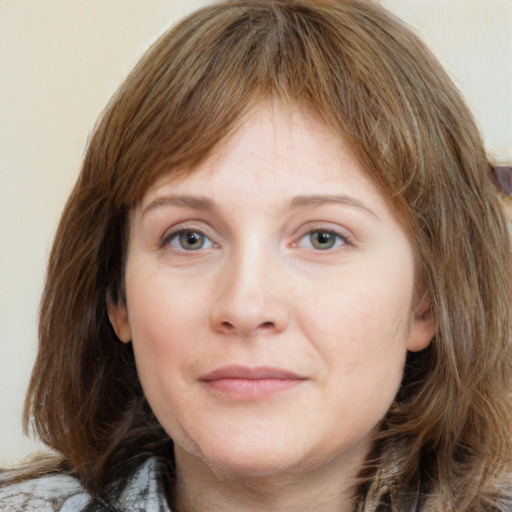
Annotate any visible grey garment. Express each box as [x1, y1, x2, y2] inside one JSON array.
[[0, 458, 171, 512]]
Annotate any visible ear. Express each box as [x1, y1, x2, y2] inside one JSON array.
[[107, 299, 132, 343], [406, 294, 436, 352]]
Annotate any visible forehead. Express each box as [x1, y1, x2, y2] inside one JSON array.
[[139, 102, 388, 215]]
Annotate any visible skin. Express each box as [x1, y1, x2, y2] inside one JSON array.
[[109, 102, 435, 511]]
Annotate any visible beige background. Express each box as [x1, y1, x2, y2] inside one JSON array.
[[1, 0, 511, 467]]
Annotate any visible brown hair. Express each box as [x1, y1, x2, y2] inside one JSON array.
[[16, 0, 512, 509]]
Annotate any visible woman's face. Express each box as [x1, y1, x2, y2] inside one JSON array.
[[110, 103, 434, 483]]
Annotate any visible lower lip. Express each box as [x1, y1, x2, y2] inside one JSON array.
[[201, 378, 302, 399]]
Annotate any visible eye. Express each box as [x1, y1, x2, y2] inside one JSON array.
[[163, 229, 216, 251], [298, 229, 348, 250]]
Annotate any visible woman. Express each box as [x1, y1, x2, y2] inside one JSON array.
[[2, 0, 511, 510]]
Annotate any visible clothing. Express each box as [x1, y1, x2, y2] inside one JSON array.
[[0, 458, 171, 512]]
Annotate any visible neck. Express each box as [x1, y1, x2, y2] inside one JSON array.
[[172, 444, 369, 512]]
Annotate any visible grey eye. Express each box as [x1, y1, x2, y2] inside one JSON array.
[[179, 231, 206, 250], [299, 230, 347, 250], [166, 230, 215, 251]]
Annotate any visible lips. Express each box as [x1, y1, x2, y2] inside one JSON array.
[[200, 365, 302, 381], [199, 365, 305, 399]]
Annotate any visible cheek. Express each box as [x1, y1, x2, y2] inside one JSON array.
[[125, 272, 207, 439], [124, 266, 203, 387], [298, 261, 413, 378]]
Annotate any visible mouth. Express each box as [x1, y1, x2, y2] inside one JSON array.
[[198, 365, 306, 400]]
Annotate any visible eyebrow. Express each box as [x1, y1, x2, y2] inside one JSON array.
[[289, 194, 379, 219], [142, 193, 379, 219], [142, 194, 215, 217]]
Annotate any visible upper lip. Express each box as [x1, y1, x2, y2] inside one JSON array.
[[199, 365, 304, 381]]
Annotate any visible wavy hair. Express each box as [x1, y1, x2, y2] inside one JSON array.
[[13, 0, 512, 509]]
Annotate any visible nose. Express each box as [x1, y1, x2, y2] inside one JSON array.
[[209, 250, 290, 337]]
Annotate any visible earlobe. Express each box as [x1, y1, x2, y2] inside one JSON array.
[[107, 300, 132, 343], [406, 295, 436, 352]]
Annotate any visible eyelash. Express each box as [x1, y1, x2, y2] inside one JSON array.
[[160, 228, 217, 251], [295, 228, 352, 251], [160, 227, 352, 252]]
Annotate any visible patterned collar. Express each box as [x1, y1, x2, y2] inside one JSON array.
[[1, 458, 171, 511]]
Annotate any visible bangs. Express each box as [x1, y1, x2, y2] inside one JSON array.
[[86, 0, 449, 220]]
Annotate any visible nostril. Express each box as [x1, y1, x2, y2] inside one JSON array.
[[261, 322, 274, 329], [221, 321, 234, 330]]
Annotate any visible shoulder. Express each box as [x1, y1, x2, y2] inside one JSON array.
[[0, 472, 90, 512], [0, 458, 172, 512], [115, 457, 172, 511]]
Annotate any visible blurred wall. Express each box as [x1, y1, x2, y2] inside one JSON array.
[[1, 0, 511, 467]]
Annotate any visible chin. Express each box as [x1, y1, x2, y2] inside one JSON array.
[[202, 449, 305, 481], [178, 427, 310, 480]]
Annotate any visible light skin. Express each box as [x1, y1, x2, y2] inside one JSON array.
[[109, 102, 435, 511]]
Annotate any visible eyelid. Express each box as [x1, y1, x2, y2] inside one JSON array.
[[160, 225, 219, 251], [291, 224, 354, 250]]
